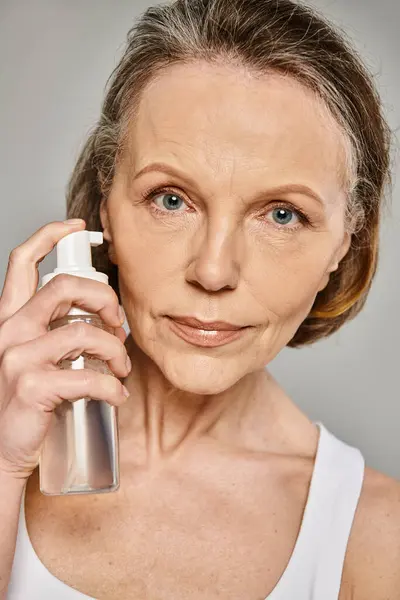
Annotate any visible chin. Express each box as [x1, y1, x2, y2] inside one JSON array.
[[157, 352, 249, 396]]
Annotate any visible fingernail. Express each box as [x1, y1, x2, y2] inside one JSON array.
[[64, 218, 85, 225], [118, 305, 125, 324], [125, 355, 132, 372], [122, 385, 130, 397]]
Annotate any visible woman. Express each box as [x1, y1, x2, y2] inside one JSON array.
[[1, 0, 398, 598]]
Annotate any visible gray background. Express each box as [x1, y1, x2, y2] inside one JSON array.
[[1, 1, 399, 476]]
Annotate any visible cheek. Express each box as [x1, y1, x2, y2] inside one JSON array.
[[246, 238, 333, 319], [115, 230, 186, 306]]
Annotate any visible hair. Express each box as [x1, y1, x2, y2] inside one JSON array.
[[66, 0, 393, 347]]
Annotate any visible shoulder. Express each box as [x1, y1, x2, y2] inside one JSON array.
[[344, 465, 400, 599]]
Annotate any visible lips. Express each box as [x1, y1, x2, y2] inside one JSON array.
[[168, 316, 244, 331], [166, 316, 249, 348]]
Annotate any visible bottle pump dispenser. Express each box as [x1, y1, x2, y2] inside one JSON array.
[[39, 230, 120, 495]]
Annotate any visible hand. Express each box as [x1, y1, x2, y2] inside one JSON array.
[[0, 220, 131, 481]]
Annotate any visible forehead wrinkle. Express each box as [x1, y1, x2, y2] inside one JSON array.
[[124, 67, 348, 208]]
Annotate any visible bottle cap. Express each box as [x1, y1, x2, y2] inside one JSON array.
[[40, 230, 109, 316]]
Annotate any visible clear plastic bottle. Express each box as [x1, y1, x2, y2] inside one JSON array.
[[38, 230, 120, 495]]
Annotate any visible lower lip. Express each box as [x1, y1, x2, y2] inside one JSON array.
[[167, 318, 248, 348]]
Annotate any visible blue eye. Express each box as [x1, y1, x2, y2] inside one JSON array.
[[154, 193, 186, 211], [270, 207, 299, 226]]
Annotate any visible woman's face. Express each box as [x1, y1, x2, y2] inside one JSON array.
[[101, 61, 351, 394]]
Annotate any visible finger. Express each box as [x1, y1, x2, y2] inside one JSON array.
[[15, 368, 129, 412], [0, 219, 86, 323], [2, 321, 130, 380], [16, 273, 123, 333], [114, 325, 127, 345]]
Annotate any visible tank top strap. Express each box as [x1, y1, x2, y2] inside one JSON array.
[[310, 422, 365, 599], [269, 421, 365, 600], [8, 482, 93, 599]]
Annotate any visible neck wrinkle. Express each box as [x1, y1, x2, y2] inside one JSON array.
[[119, 334, 275, 464]]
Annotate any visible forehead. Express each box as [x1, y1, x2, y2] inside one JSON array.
[[127, 61, 348, 202]]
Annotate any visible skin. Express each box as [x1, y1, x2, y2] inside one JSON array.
[[100, 61, 351, 459], [24, 61, 400, 600]]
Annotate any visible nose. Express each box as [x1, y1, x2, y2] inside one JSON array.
[[185, 218, 241, 292]]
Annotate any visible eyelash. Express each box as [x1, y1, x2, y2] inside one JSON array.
[[139, 185, 312, 231]]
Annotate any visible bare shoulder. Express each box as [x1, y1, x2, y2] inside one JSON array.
[[343, 465, 400, 599]]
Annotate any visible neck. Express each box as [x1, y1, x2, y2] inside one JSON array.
[[118, 334, 286, 467]]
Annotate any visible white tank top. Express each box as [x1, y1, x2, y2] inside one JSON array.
[[6, 420, 365, 600]]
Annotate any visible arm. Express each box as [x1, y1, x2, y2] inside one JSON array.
[[0, 471, 26, 600]]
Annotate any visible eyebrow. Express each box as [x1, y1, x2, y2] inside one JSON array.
[[133, 161, 325, 207]]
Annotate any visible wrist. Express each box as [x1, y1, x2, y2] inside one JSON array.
[[0, 461, 30, 491], [0, 469, 28, 488]]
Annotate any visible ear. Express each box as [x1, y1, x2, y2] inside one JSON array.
[[317, 231, 351, 292], [328, 230, 352, 274], [99, 198, 118, 265]]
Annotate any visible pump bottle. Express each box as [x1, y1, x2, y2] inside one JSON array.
[[38, 230, 120, 495]]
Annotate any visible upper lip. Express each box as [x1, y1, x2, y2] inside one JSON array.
[[167, 316, 246, 331]]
